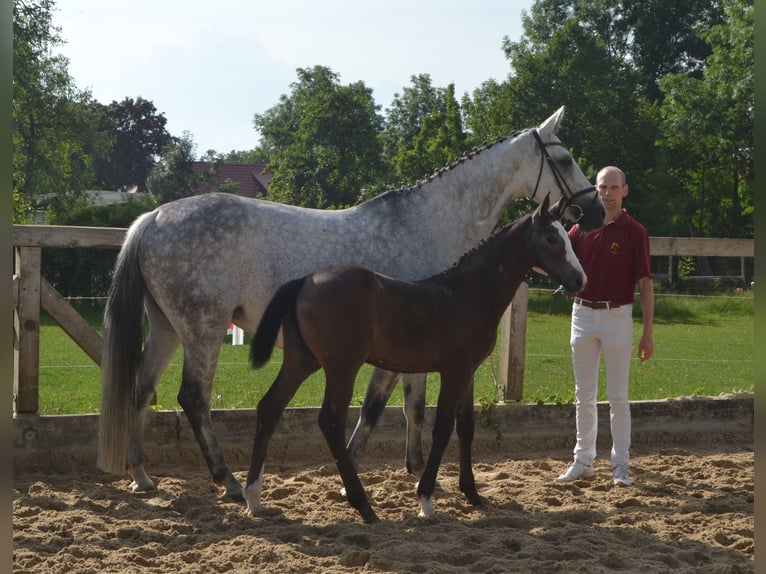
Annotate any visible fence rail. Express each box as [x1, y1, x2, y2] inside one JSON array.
[[12, 224, 755, 415]]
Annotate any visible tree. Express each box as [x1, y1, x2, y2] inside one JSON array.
[[658, 0, 753, 238], [43, 195, 157, 297], [392, 83, 467, 184], [93, 97, 175, 192], [13, 0, 108, 219], [254, 66, 386, 208], [619, 0, 725, 100], [461, 79, 515, 145], [146, 133, 199, 204]]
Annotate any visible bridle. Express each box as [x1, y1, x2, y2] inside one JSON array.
[[530, 129, 598, 223]]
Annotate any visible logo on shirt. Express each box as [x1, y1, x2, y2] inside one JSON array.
[[610, 241, 620, 255]]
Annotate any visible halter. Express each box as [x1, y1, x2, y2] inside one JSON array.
[[530, 129, 598, 223]]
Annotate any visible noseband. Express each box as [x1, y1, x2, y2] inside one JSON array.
[[531, 129, 598, 222]]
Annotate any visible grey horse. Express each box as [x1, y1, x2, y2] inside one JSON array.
[[97, 106, 604, 500]]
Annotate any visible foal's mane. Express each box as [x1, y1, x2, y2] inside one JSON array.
[[433, 210, 535, 278], [363, 130, 526, 207]]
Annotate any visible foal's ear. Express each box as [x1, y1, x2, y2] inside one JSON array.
[[548, 197, 565, 220], [534, 193, 552, 224]]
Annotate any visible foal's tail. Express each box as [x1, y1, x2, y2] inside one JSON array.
[[97, 210, 156, 475], [250, 277, 306, 369]]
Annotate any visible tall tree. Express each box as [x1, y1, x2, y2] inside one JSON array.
[[658, 0, 753, 237], [254, 66, 385, 208], [619, 0, 725, 99], [93, 97, 175, 192], [146, 132, 199, 204], [13, 0, 107, 219], [392, 83, 467, 184]]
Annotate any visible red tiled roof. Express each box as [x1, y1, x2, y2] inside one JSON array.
[[192, 162, 273, 198]]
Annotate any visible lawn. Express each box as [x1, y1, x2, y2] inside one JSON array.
[[36, 289, 754, 415]]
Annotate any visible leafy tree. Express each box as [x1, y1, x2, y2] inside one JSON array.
[[13, 0, 108, 218], [392, 83, 467, 184], [619, 0, 725, 99], [461, 79, 515, 145], [146, 132, 199, 204], [658, 0, 753, 238], [92, 97, 175, 192], [254, 66, 386, 208], [382, 75, 447, 162], [43, 194, 158, 297], [200, 147, 270, 164]]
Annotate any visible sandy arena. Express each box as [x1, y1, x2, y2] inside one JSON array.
[[13, 440, 753, 573]]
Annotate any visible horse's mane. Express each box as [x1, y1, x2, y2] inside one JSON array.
[[362, 130, 526, 207]]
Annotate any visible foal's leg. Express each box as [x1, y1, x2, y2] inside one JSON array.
[[417, 369, 473, 517], [401, 372, 427, 476], [347, 369, 428, 476], [177, 336, 243, 501], [346, 367, 400, 469], [244, 338, 320, 516], [126, 299, 180, 492], [455, 376, 482, 506], [320, 366, 378, 524]]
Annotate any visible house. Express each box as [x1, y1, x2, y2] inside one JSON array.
[[191, 162, 273, 198]]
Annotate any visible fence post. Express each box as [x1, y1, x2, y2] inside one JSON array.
[[497, 282, 529, 402], [14, 246, 41, 414]]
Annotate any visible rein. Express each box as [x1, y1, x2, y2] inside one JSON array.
[[530, 129, 598, 223]]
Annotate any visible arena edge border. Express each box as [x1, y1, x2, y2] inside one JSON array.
[[13, 393, 753, 473]]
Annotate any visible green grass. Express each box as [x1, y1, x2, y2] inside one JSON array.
[[36, 290, 754, 415]]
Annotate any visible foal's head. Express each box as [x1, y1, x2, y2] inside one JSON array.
[[530, 195, 587, 294]]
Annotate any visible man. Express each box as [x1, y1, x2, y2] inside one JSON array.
[[556, 166, 654, 487]]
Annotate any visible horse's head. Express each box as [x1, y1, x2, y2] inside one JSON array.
[[532, 107, 605, 232], [530, 194, 587, 294]]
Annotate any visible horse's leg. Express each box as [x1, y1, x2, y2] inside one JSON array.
[[127, 298, 180, 492], [346, 367, 400, 470], [455, 375, 482, 507], [319, 366, 378, 524], [416, 369, 472, 518], [401, 372, 427, 476], [244, 334, 320, 516], [177, 337, 243, 501]]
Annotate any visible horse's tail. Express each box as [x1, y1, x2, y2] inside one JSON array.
[[97, 210, 156, 475], [250, 277, 306, 369]]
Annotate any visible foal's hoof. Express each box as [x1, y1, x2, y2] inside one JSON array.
[[418, 495, 435, 518], [226, 488, 245, 503], [223, 479, 245, 502], [360, 508, 379, 524]]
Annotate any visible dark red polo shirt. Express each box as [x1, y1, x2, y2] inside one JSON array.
[[568, 209, 652, 305]]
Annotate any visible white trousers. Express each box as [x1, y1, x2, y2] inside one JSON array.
[[570, 303, 633, 467]]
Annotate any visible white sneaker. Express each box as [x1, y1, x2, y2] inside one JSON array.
[[612, 463, 632, 486], [555, 461, 595, 483]]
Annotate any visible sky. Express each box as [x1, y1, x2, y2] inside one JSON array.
[[52, 0, 534, 156]]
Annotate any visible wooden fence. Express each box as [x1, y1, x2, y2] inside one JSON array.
[[12, 225, 754, 415]]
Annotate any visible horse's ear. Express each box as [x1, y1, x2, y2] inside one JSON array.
[[538, 106, 565, 136]]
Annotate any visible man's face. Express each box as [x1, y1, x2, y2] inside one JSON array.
[[596, 171, 628, 213]]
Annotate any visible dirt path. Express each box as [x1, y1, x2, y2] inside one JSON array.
[[14, 443, 753, 573]]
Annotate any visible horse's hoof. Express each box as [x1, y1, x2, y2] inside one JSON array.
[[129, 480, 156, 493]]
